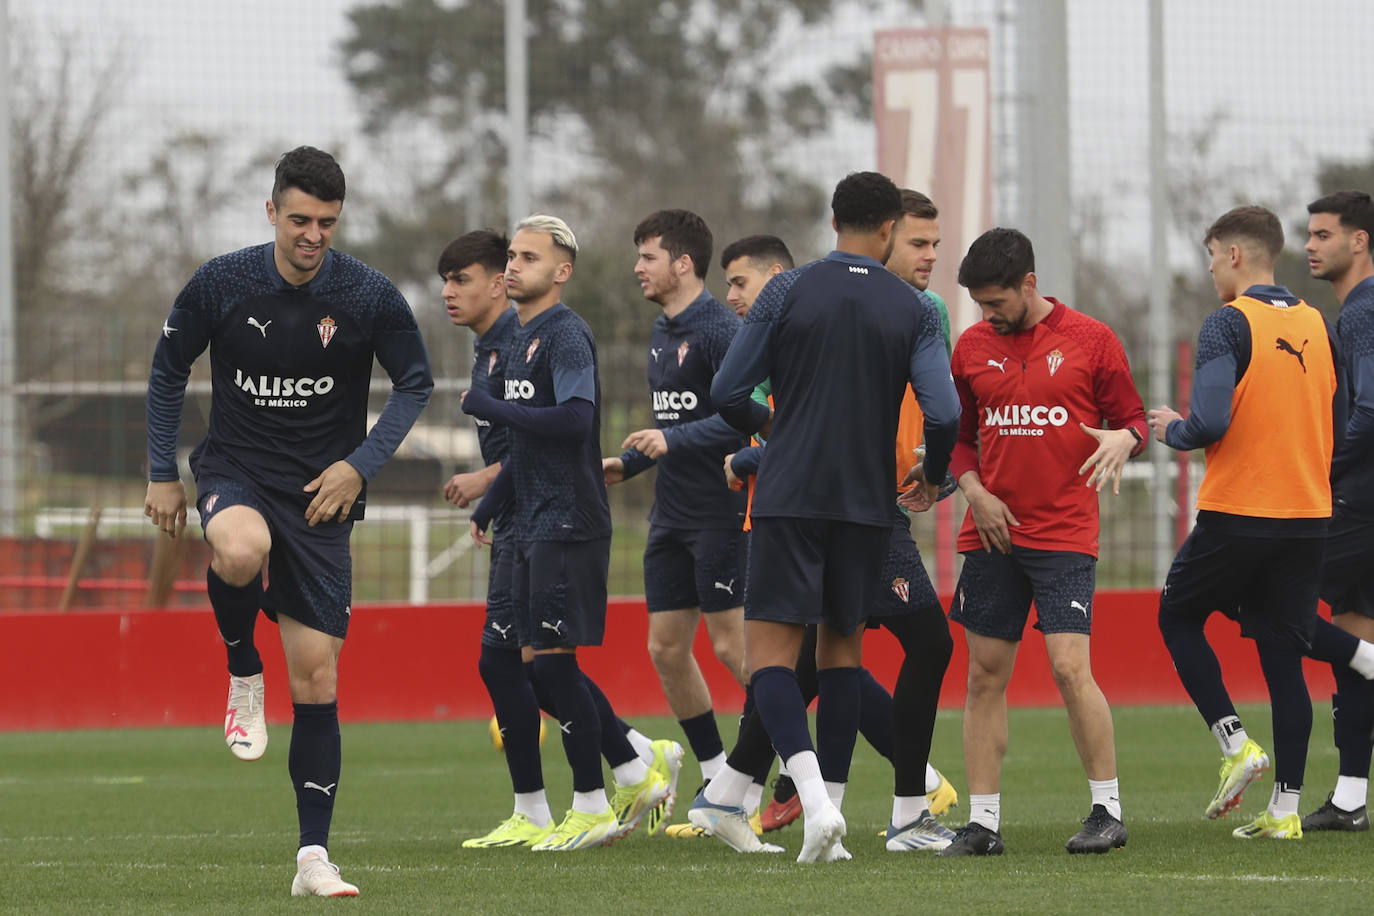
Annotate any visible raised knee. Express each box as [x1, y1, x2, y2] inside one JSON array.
[[212, 542, 268, 585]]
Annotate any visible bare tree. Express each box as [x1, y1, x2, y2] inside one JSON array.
[[9, 23, 128, 381]]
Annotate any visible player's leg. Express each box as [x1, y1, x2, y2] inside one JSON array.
[[1233, 538, 1321, 840], [937, 629, 1015, 859], [936, 548, 1028, 858], [757, 625, 819, 833], [1157, 522, 1270, 820], [200, 485, 271, 761], [648, 606, 728, 780], [1024, 549, 1125, 853], [1305, 517, 1374, 830], [794, 520, 888, 862], [695, 527, 749, 695], [880, 606, 956, 851], [277, 614, 355, 897], [525, 537, 633, 850], [868, 523, 956, 851], [466, 539, 554, 848], [521, 649, 678, 835], [269, 517, 358, 897], [644, 527, 731, 783]]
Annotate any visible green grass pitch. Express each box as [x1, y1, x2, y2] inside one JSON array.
[[0, 703, 1366, 914]]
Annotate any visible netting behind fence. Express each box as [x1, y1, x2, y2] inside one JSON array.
[[5, 0, 1372, 607]]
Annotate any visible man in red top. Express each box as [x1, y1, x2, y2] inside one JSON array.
[[926, 228, 1146, 857]]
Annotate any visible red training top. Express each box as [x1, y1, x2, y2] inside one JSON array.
[[949, 298, 1147, 557]]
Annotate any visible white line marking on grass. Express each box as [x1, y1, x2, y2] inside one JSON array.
[[1129, 873, 1364, 885]]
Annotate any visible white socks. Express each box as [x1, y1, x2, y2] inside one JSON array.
[[572, 788, 609, 814], [892, 794, 930, 827], [1332, 775, 1368, 812], [1351, 640, 1374, 679], [624, 727, 654, 764], [703, 764, 754, 808], [784, 751, 830, 818], [700, 751, 726, 783], [969, 793, 1000, 832], [611, 757, 648, 787], [1269, 782, 1301, 819], [514, 790, 552, 827], [742, 780, 765, 815], [1211, 715, 1248, 757], [1089, 777, 1122, 820]]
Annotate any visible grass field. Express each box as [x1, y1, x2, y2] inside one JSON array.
[[0, 703, 1366, 914]]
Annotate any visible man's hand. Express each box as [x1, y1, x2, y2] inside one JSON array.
[[603, 457, 626, 486], [963, 478, 1019, 554], [144, 480, 188, 538], [622, 428, 668, 459], [303, 460, 364, 527], [1147, 405, 1182, 444], [470, 519, 493, 548], [444, 466, 497, 507], [723, 453, 742, 490], [896, 464, 940, 513], [1077, 424, 1137, 494]]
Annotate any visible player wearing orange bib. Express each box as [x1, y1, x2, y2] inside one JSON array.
[[1149, 206, 1344, 840]]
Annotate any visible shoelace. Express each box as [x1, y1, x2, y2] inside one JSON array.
[[229, 680, 263, 714]]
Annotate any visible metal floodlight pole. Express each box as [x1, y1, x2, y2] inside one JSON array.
[[0, 0, 18, 536], [1013, 0, 1072, 291], [1148, 0, 1172, 579], [505, 0, 530, 233]]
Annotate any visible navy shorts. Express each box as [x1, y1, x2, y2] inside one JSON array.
[[867, 515, 940, 622], [1162, 519, 1323, 652], [512, 537, 610, 650], [950, 546, 1097, 641], [745, 517, 889, 636], [643, 525, 745, 613], [1320, 514, 1374, 620], [480, 537, 519, 648], [196, 476, 353, 639]]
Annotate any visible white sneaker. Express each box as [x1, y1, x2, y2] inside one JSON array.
[[886, 811, 956, 851], [798, 802, 846, 863], [290, 849, 359, 897], [687, 789, 784, 853], [224, 674, 267, 761], [820, 838, 852, 862]]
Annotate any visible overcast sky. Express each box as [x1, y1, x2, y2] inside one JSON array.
[[13, 0, 1374, 274]]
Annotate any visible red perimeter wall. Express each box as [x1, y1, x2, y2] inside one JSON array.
[[1, 590, 1337, 731]]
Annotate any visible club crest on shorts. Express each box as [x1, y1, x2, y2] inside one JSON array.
[[526, 338, 540, 363], [677, 340, 690, 366], [891, 577, 909, 603], [487, 350, 499, 376], [317, 316, 337, 349], [1047, 348, 1064, 376], [204, 493, 219, 514]]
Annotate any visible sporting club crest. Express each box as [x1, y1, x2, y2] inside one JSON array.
[[317, 316, 337, 349], [526, 338, 541, 363], [677, 340, 690, 367], [891, 577, 909, 603], [1046, 348, 1064, 376], [487, 350, 499, 376], [204, 493, 219, 514]]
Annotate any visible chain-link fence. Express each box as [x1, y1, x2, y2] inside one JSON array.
[[5, 0, 1372, 608]]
